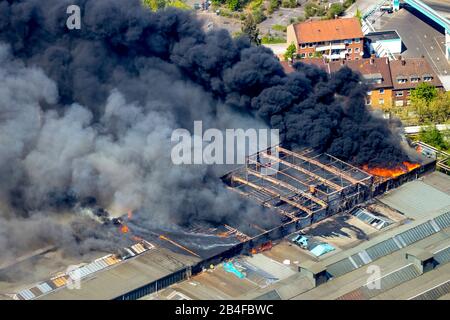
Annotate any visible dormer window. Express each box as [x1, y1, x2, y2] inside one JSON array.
[[396, 76, 407, 84], [423, 74, 433, 82], [410, 75, 419, 83]]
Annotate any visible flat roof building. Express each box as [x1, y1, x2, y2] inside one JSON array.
[[287, 18, 364, 61]]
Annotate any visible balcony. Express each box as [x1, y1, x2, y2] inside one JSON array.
[[324, 52, 347, 60], [315, 43, 346, 52]]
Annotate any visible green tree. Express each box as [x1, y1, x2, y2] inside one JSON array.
[[269, 0, 281, 14], [355, 8, 363, 25], [285, 43, 297, 61], [142, 0, 166, 11], [428, 91, 450, 123], [252, 7, 267, 24], [305, 2, 326, 18], [241, 14, 261, 46], [281, 0, 297, 9], [327, 3, 344, 19], [411, 82, 438, 104], [227, 0, 240, 11], [419, 126, 449, 150]]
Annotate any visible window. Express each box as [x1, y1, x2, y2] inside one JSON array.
[[344, 39, 353, 44], [410, 77, 419, 83], [397, 78, 407, 84], [355, 47, 360, 53], [300, 43, 306, 49], [308, 52, 313, 57], [396, 91, 403, 97], [424, 76, 433, 82], [379, 89, 385, 94], [379, 99, 384, 105], [367, 91, 372, 96], [407, 90, 411, 95], [355, 57, 360, 60], [366, 98, 372, 105], [300, 53, 306, 58], [395, 100, 404, 107], [347, 48, 352, 53], [355, 38, 360, 43], [308, 43, 314, 48]]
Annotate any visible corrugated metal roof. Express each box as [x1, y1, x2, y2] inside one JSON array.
[[379, 181, 450, 218], [435, 211, 450, 229], [365, 238, 400, 260], [37, 282, 53, 294], [410, 280, 450, 300], [399, 222, 436, 246], [325, 210, 450, 279], [434, 246, 450, 265], [14, 241, 155, 300], [338, 264, 420, 300], [254, 290, 282, 300], [327, 258, 356, 278]]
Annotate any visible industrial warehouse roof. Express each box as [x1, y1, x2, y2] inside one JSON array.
[[366, 30, 401, 42], [38, 247, 200, 300], [379, 180, 450, 219], [146, 172, 450, 301], [291, 18, 363, 43]]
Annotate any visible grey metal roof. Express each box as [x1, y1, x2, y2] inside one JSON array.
[[324, 210, 450, 279], [338, 264, 420, 300], [327, 258, 356, 278], [365, 238, 400, 260], [434, 246, 450, 265], [398, 222, 436, 246], [410, 280, 450, 300], [379, 181, 450, 219], [366, 30, 401, 42], [254, 290, 282, 300], [435, 211, 450, 229]]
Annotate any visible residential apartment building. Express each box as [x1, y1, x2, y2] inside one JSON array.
[[286, 18, 364, 61], [329, 56, 394, 108], [281, 56, 443, 109], [389, 57, 444, 107]]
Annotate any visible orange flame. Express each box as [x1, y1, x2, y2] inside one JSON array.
[[363, 162, 420, 178], [120, 225, 129, 234], [217, 231, 230, 238]]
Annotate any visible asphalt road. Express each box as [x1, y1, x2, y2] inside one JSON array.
[[376, 7, 450, 77], [422, 0, 450, 19]]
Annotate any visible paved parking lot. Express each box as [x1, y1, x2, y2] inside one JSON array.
[[375, 7, 450, 78]]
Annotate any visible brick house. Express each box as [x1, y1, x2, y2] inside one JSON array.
[[389, 57, 444, 107], [329, 56, 394, 108], [286, 18, 364, 61]]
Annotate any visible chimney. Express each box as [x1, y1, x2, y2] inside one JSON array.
[[401, 58, 406, 66], [370, 54, 375, 65]]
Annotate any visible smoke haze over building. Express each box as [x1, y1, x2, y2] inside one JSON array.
[[0, 0, 409, 262]]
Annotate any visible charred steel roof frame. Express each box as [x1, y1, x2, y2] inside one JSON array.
[[225, 147, 373, 222]]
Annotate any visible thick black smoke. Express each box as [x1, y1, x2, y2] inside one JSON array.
[[0, 0, 408, 262]]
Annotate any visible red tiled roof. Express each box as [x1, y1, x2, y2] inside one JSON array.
[[280, 61, 295, 74], [389, 58, 443, 90], [329, 57, 393, 89], [293, 18, 363, 43]]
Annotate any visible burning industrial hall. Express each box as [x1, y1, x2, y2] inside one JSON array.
[[0, 0, 449, 301], [1, 140, 439, 300]]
